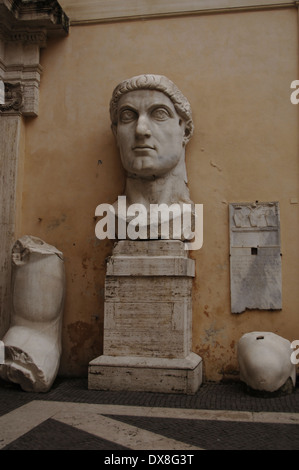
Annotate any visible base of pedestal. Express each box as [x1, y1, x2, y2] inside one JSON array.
[[88, 352, 202, 395]]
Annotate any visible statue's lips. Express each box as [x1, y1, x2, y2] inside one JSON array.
[[133, 145, 155, 150], [132, 146, 156, 154]]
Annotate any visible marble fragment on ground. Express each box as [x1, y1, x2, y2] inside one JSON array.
[[0, 235, 65, 392], [237, 331, 296, 393]]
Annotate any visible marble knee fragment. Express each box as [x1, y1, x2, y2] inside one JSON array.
[[237, 331, 296, 393], [0, 235, 65, 392]]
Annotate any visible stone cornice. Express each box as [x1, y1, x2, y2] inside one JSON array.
[[0, 0, 69, 36], [0, 24, 48, 46], [59, 0, 297, 25], [0, 0, 69, 116]]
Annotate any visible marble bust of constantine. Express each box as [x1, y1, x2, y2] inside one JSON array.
[[109, 74, 195, 239]]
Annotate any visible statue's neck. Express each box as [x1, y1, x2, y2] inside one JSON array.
[[124, 165, 191, 209]]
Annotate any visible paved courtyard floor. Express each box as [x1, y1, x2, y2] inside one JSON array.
[[0, 377, 298, 451]]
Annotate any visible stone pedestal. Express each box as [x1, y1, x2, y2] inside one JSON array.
[[88, 240, 202, 394]]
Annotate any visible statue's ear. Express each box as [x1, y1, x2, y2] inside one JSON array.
[[111, 123, 117, 140], [179, 119, 191, 146], [181, 124, 189, 147], [184, 127, 191, 142], [183, 122, 193, 146]]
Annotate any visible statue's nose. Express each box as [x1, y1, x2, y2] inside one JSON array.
[[135, 116, 151, 137]]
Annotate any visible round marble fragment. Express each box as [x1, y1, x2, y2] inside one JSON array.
[[237, 331, 296, 393]]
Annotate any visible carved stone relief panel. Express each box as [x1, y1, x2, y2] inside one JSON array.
[[0, 83, 24, 113], [229, 202, 282, 313]]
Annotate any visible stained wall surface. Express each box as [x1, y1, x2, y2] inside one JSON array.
[[17, 6, 299, 380]]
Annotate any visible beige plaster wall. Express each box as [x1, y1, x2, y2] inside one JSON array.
[[18, 7, 299, 380]]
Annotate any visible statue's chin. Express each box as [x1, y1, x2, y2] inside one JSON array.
[[126, 171, 161, 180], [126, 165, 176, 180]]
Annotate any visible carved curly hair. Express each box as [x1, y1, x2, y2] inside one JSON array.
[[109, 74, 194, 144]]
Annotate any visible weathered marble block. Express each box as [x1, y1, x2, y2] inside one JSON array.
[[0, 236, 65, 392], [89, 353, 202, 394], [104, 241, 193, 359], [88, 240, 202, 394], [237, 331, 296, 393]]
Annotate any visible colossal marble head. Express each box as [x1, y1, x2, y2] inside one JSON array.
[[109, 74, 194, 179]]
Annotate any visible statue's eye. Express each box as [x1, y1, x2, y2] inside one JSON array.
[[119, 109, 137, 122], [151, 107, 171, 121]]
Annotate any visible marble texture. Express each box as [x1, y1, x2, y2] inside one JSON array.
[[237, 331, 296, 393], [0, 236, 65, 392]]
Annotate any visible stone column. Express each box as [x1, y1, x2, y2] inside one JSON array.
[[0, 0, 69, 337], [0, 114, 24, 336]]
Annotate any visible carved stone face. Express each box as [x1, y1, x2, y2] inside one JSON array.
[[113, 89, 186, 178]]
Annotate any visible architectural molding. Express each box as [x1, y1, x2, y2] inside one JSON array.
[[0, 27, 48, 46], [0, 0, 69, 116], [59, 0, 297, 25], [0, 0, 69, 35]]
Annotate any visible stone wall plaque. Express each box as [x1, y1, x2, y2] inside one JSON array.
[[229, 202, 282, 313]]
